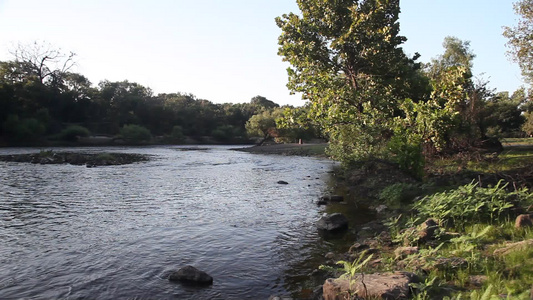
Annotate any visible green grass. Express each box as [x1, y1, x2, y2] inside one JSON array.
[[428, 148, 533, 175]]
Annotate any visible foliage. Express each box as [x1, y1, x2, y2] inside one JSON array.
[[245, 108, 284, 144], [379, 182, 423, 207], [211, 125, 244, 142], [413, 180, 530, 229], [119, 124, 152, 143], [427, 36, 476, 80], [170, 125, 185, 143], [481, 91, 526, 138], [0, 42, 281, 145], [522, 112, 533, 136], [504, 0, 533, 83], [57, 125, 90, 141], [2, 114, 46, 142], [276, 0, 429, 166], [337, 251, 374, 280], [276, 104, 322, 143]]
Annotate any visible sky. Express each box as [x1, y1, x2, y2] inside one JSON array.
[[0, 0, 526, 106]]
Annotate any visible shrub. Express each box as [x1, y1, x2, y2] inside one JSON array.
[[58, 125, 90, 141], [170, 125, 185, 142], [119, 124, 151, 143], [413, 180, 531, 229], [3, 114, 47, 141]]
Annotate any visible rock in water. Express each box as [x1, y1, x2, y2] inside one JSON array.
[[168, 265, 213, 285], [277, 180, 289, 185], [317, 213, 348, 232]]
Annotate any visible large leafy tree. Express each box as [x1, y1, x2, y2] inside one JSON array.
[[504, 0, 533, 84], [276, 0, 427, 164]]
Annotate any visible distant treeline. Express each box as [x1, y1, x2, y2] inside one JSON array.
[[0, 43, 287, 145]]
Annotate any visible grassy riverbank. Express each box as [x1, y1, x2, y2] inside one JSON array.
[[314, 139, 533, 299], [245, 140, 533, 299]]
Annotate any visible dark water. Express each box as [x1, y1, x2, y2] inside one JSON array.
[[0, 146, 344, 299]]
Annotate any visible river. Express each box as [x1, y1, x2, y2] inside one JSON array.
[[0, 146, 340, 299]]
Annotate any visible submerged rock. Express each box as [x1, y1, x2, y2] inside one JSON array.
[[322, 271, 418, 300], [168, 265, 213, 285], [317, 213, 349, 232], [319, 195, 344, 205]]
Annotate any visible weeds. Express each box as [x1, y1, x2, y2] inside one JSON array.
[[413, 180, 524, 229]]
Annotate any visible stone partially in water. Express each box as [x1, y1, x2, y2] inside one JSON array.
[[317, 213, 348, 232], [168, 265, 213, 285]]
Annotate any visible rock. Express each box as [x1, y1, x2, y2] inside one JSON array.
[[325, 252, 336, 259], [515, 214, 533, 229], [394, 246, 419, 260], [319, 195, 344, 205], [277, 180, 289, 185], [433, 257, 468, 271], [317, 213, 349, 232], [493, 239, 533, 256], [268, 296, 293, 300], [317, 199, 328, 206], [322, 271, 418, 300], [469, 275, 488, 287], [418, 218, 439, 243], [375, 204, 388, 214], [168, 265, 213, 285]]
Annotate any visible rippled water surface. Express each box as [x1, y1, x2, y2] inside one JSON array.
[[0, 146, 338, 299]]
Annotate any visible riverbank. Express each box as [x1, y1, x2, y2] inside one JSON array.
[[309, 144, 533, 299], [246, 141, 533, 299]]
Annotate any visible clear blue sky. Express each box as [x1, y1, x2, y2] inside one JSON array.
[[0, 0, 525, 106]]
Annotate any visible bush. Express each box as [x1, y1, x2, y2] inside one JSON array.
[[170, 125, 185, 143], [3, 114, 46, 142], [119, 124, 151, 143], [58, 125, 90, 141]]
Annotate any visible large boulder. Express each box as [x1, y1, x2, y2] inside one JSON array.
[[168, 265, 213, 285], [317, 213, 349, 232], [322, 272, 418, 300]]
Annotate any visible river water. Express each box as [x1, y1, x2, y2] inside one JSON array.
[[0, 146, 341, 299]]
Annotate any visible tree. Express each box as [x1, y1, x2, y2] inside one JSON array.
[[10, 41, 76, 85], [427, 36, 476, 80], [276, 0, 427, 164], [250, 95, 279, 109], [504, 0, 533, 84], [245, 109, 284, 145]]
